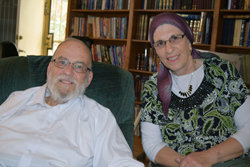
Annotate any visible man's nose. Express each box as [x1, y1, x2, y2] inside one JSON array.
[[63, 63, 75, 74]]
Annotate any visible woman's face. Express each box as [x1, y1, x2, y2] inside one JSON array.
[[153, 24, 193, 76]]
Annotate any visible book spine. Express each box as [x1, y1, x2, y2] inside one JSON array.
[[222, 19, 228, 45], [100, 18, 103, 38], [169, 0, 173, 9], [109, 46, 114, 65], [123, 45, 126, 68], [124, 17, 128, 39], [143, 15, 148, 40], [148, 16, 154, 41], [159, 0, 163, 9], [136, 53, 141, 70], [243, 20, 249, 46], [204, 16, 212, 44], [140, 54, 145, 71], [96, 45, 101, 62], [197, 12, 207, 43], [141, 0, 145, 9], [108, 47, 113, 65], [144, 48, 148, 71], [176, 13, 201, 20], [228, 19, 235, 45], [140, 15, 145, 40], [246, 20, 250, 46], [239, 19, 246, 46], [163, 0, 166, 9], [233, 19, 238, 46]]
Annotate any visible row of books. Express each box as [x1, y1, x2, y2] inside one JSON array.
[[136, 15, 152, 41], [136, 12, 212, 44], [71, 16, 128, 39], [141, 0, 215, 10], [222, 15, 250, 47], [134, 75, 149, 101], [91, 44, 126, 68], [76, 0, 130, 10], [136, 48, 159, 72], [224, 0, 250, 9]]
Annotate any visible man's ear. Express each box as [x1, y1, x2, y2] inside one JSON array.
[[47, 62, 52, 76], [86, 71, 93, 88]]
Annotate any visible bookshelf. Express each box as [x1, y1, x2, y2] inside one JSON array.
[[66, 0, 250, 106]]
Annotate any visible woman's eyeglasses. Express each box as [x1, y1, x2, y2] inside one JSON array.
[[153, 34, 186, 50]]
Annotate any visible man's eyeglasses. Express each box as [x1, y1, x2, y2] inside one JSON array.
[[153, 34, 186, 50], [51, 58, 91, 74]]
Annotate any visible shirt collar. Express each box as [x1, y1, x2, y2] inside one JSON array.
[[26, 83, 85, 107], [25, 84, 49, 107]]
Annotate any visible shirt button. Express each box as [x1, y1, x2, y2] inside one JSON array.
[[28, 149, 31, 153], [46, 120, 50, 125]]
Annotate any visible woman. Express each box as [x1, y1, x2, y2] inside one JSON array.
[[140, 12, 250, 167]]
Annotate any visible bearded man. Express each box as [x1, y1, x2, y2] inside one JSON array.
[[0, 38, 144, 167]]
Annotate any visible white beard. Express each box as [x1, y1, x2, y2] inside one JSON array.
[[47, 72, 89, 104]]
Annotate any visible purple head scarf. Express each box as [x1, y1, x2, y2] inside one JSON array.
[[149, 12, 201, 118]]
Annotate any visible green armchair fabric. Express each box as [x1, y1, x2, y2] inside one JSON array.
[[0, 56, 135, 151]]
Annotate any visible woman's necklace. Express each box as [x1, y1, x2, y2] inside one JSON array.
[[173, 73, 193, 97], [172, 61, 197, 97]]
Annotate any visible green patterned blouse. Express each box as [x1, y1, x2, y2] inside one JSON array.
[[141, 55, 250, 157]]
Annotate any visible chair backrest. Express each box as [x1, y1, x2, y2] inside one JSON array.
[[0, 41, 19, 58], [0, 56, 135, 151]]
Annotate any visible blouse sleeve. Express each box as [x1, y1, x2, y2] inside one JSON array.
[[140, 74, 167, 162], [140, 74, 162, 125], [231, 95, 250, 153]]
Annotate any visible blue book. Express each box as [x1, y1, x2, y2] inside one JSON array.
[[120, 17, 125, 39], [109, 46, 115, 65], [156, 0, 159, 9], [113, 46, 118, 66], [100, 18, 103, 38], [228, 19, 235, 46], [109, 0, 113, 9], [246, 21, 250, 46], [205, 16, 213, 44], [176, 13, 200, 20], [222, 19, 228, 45], [119, 0, 123, 9], [105, 0, 110, 10], [141, 0, 145, 9], [88, 0, 91, 9]]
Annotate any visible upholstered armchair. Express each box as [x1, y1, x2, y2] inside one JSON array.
[[0, 56, 135, 151]]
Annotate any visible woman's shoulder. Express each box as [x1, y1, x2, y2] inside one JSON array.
[[202, 53, 231, 69], [145, 72, 158, 86]]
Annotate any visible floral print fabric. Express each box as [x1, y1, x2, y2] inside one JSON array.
[[141, 55, 250, 157]]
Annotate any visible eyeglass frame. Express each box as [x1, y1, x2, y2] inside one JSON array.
[[51, 57, 91, 74], [153, 33, 186, 50]]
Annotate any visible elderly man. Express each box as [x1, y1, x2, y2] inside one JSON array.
[[0, 38, 144, 167]]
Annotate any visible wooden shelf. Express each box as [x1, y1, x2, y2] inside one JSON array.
[[71, 9, 129, 12], [134, 9, 214, 13]]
